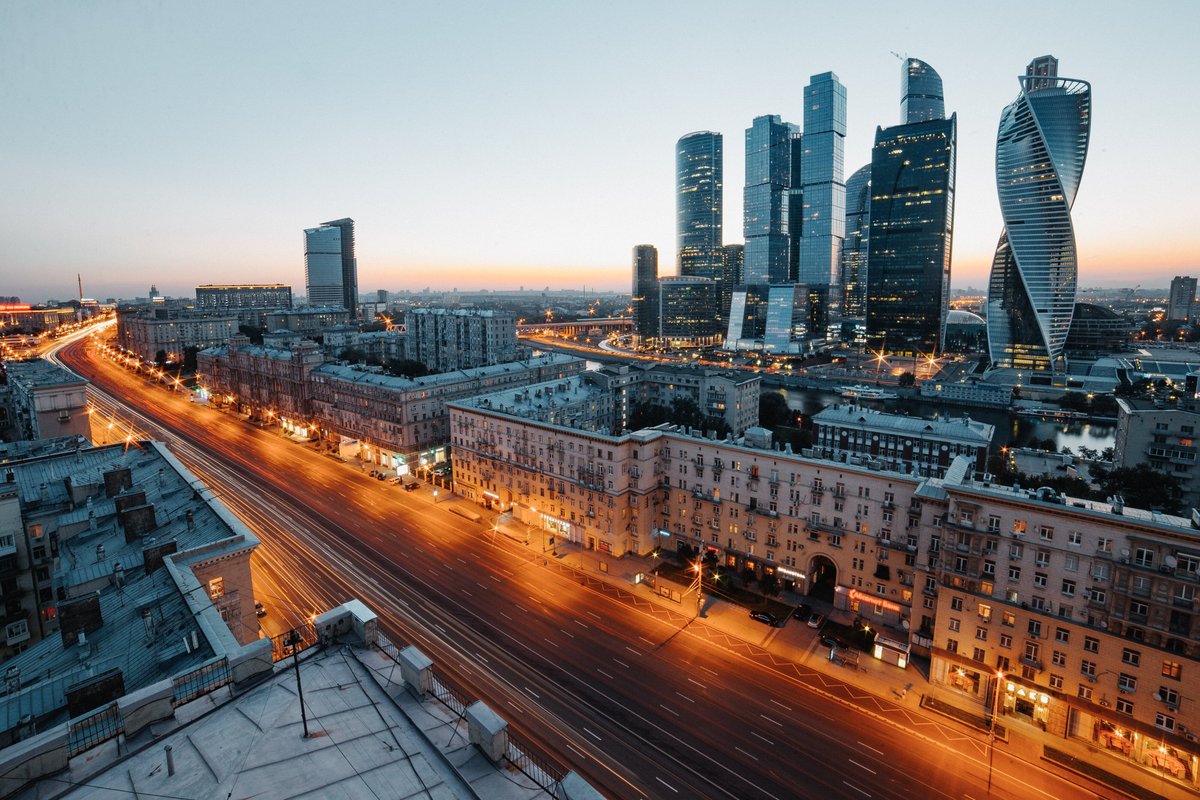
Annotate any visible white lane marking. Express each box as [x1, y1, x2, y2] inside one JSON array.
[[770, 699, 792, 711], [462, 589, 473, 597], [489, 575, 502, 582], [431, 623, 446, 634], [567, 743, 587, 759], [476, 581, 488, 589], [613, 658, 630, 668], [857, 741, 884, 756], [688, 678, 707, 690], [750, 731, 774, 745], [698, 665, 717, 677], [574, 619, 589, 628], [456, 557, 467, 564], [842, 781, 871, 798], [515, 603, 529, 613], [543, 638, 559, 648], [735, 746, 759, 761], [639, 636, 654, 645], [586, 610, 602, 620], [559, 628, 575, 638], [759, 714, 783, 727], [596, 668, 614, 679], [499, 611, 512, 620], [475, 653, 489, 663], [675, 691, 695, 703], [658, 704, 679, 718], [583, 727, 602, 741], [848, 759, 876, 775], [655, 777, 678, 793], [523, 687, 540, 699], [625, 646, 642, 656]]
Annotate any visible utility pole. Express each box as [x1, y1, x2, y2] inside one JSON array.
[[285, 629, 309, 738], [988, 670, 1003, 793]]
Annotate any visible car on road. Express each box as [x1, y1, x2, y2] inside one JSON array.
[[254, 602, 266, 618], [820, 633, 845, 649], [807, 612, 826, 629], [792, 604, 812, 622], [750, 610, 781, 627]]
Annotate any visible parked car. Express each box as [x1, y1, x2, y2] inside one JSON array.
[[807, 612, 826, 629], [792, 604, 812, 622], [403, 482, 419, 492], [750, 610, 781, 627], [254, 602, 266, 618], [820, 633, 844, 649]]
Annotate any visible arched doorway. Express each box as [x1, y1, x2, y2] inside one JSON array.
[[808, 555, 837, 602]]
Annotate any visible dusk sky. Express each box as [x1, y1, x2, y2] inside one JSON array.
[[3, 1, 1196, 302]]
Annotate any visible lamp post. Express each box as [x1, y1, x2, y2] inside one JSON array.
[[689, 555, 704, 617], [988, 670, 1004, 793]]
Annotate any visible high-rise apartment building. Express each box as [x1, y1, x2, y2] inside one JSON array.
[[867, 59, 956, 356], [901, 57, 945, 123], [841, 164, 871, 320], [743, 115, 797, 285], [632, 245, 660, 342], [676, 132, 723, 280], [987, 57, 1091, 373], [797, 73, 847, 295], [304, 218, 358, 315], [1168, 276, 1197, 322], [403, 308, 517, 372]]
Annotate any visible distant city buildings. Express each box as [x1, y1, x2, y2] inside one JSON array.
[[304, 218, 358, 315], [1168, 276, 1197, 322], [116, 308, 238, 361], [195, 284, 292, 312], [987, 56, 1091, 373], [631, 245, 659, 343], [657, 276, 720, 346], [676, 132, 724, 280], [403, 307, 518, 372], [866, 59, 956, 357]]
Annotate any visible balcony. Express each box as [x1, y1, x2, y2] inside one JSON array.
[[749, 506, 778, 519], [807, 519, 843, 536], [1020, 656, 1044, 671]]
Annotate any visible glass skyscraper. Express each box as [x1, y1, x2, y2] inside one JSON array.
[[632, 245, 659, 342], [901, 58, 945, 124], [720, 243, 744, 323], [743, 115, 797, 285], [676, 132, 723, 280], [304, 218, 357, 314], [987, 56, 1091, 373], [840, 164, 871, 320], [658, 276, 720, 344], [866, 58, 956, 357], [797, 72, 847, 290]]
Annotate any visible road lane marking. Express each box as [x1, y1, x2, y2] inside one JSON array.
[[625, 646, 642, 656], [462, 589, 473, 597], [543, 638, 559, 648], [687, 678, 707, 690], [456, 557, 467, 564], [698, 665, 717, 677], [515, 604, 529, 613], [658, 704, 679, 718], [499, 611, 511, 620], [567, 743, 587, 759], [431, 623, 445, 634], [750, 731, 774, 745], [596, 668, 614, 679], [856, 741, 884, 756], [559, 628, 575, 638], [523, 687, 540, 699], [842, 781, 871, 797], [770, 699, 792, 711], [475, 653, 489, 663], [655, 777, 678, 793], [735, 746, 759, 761], [674, 691, 694, 703], [759, 714, 783, 727], [847, 759, 876, 775], [489, 575, 502, 582], [639, 636, 654, 645], [583, 727, 602, 741], [613, 658, 630, 668], [574, 619, 589, 628], [476, 582, 488, 589]]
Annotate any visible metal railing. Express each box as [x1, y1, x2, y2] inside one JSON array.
[[172, 656, 231, 707], [67, 701, 123, 757], [507, 727, 568, 790]]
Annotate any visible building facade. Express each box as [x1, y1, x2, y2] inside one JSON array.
[[403, 308, 518, 372], [720, 244, 744, 324], [1115, 398, 1200, 512], [4, 360, 89, 443], [116, 309, 238, 362], [901, 57, 946, 124], [632, 245, 659, 343], [1168, 277, 1197, 323], [195, 284, 292, 311], [840, 164, 871, 321], [987, 57, 1091, 373], [304, 218, 357, 314], [743, 115, 796, 286], [657, 276, 720, 346], [676, 131, 724, 280], [797, 72, 847, 296]]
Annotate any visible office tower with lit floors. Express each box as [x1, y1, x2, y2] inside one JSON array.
[[743, 115, 797, 286], [841, 164, 871, 323], [676, 132, 724, 280], [797, 72, 847, 337], [866, 59, 956, 357], [304, 218, 358, 315], [632, 245, 660, 343], [987, 56, 1091, 373]]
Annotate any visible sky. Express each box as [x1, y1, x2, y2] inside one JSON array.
[[2, 1, 1197, 302]]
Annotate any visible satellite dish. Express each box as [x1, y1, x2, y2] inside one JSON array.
[[1165, 555, 1178, 569], [901, 619, 910, 630], [1121, 548, 1130, 557]]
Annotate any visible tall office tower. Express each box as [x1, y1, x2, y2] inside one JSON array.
[[867, 59, 956, 356], [987, 56, 1091, 373], [787, 133, 804, 282], [632, 245, 660, 342], [1168, 276, 1197, 322], [901, 58, 945, 123], [798, 72, 847, 330], [743, 116, 797, 285], [725, 285, 770, 347], [720, 244, 744, 322], [676, 132, 724, 279], [304, 218, 358, 314], [658, 276, 720, 345], [840, 164, 871, 320]]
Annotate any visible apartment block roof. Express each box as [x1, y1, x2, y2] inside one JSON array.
[[813, 404, 994, 445]]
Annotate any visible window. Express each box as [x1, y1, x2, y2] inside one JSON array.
[[1009, 566, 1022, 581], [1159, 687, 1180, 707], [1156, 714, 1176, 732], [1002, 611, 1015, 627], [983, 560, 996, 576], [1034, 572, 1047, 589], [1055, 627, 1070, 643], [1064, 554, 1078, 572], [1163, 660, 1182, 680], [1116, 698, 1134, 715], [1039, 525, 1054, 541], [1083, 636, 1099, 653], [1088, 587, 1106, 604], [1024, 641, 1040, 662], [1035, 549, 1050, 567], [1028, 620, 1042, 638], [1061, 579, 1075, 597], [1012, 519, 1026, 536], [1081, 660, 1096, 678], [1068, 530, 1082, 547], [951, 596, 964, 611], [1122, 648, 1141, 667], [1049, 674, 1063, 690], [1010, 542, 1024, 559], [977, 604, 992, 622], [975, 627, 988, 641], [208, 577, 224, 600], [1118, 673, 1137, 692], [947, 638, 959, 653], [1134, 548, 1154, 568], [1000, 633, 1012, 648], [1078, 685, 1093, 701], [948, 618, 961, 632], [973, 647, 986, 663], [1052, 650, 1066, 667], [987, 515, 1001, 532]]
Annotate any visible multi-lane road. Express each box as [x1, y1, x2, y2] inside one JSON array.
[[48, 331, 1116, 800]]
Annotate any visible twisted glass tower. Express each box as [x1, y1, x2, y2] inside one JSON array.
[[987, 56, 1091, 373]]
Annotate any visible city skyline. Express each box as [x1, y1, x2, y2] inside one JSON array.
[[2, 1, 1197, 302]]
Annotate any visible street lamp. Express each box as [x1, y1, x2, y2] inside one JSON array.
[[689, 556, 704, 617], [988, 670, 1004, 793]]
